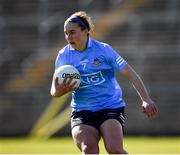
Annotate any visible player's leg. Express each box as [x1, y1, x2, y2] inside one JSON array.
[[71, 110, 100, 153], [100, 119, 127, 154], [71, 124, 100, 154], [99, 107, 127, 154]]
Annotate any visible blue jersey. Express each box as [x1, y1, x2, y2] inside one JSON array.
[[55, 38, 128, 112]]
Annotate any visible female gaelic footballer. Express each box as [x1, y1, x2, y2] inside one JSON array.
[[50, 11, 158, 154]]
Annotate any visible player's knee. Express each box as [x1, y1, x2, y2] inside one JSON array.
[[81, 142, 99, 154]]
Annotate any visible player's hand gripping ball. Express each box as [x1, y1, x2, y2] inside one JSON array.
[[54, 65, 81, 88]]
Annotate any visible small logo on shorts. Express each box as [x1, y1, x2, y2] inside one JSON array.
[[107, 112, 117, 115]]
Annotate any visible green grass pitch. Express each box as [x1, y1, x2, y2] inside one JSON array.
[[0, 136, 180, 154]]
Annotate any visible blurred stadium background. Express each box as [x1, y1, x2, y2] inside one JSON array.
[[0, 0, 180, 139]]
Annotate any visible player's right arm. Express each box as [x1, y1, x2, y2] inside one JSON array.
[[50, 75, 77, 97], [51, 48, 76, 97]]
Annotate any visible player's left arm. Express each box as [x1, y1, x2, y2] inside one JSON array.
[[119, 64, 158, 119]]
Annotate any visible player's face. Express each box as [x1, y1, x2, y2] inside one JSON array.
[[64, 22, 88, 51]]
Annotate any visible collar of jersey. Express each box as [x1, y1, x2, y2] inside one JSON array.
[[69, 37, 93, 51]]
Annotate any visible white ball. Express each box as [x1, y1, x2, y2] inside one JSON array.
[[54, 65, 81, 88]]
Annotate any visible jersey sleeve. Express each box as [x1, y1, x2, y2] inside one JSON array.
[[55, 49, 66, 69], [104, 44, 128, 72]]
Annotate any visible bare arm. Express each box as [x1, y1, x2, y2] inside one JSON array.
[[50, 74, 77, 97], [120, 64, 158, 118]]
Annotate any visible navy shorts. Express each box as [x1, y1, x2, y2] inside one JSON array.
[[71, 107, 125, 131]]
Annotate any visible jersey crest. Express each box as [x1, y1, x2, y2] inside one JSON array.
[[93, 58, 101, 66]]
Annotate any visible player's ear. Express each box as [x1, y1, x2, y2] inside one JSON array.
[[82, 28, 89, 36]]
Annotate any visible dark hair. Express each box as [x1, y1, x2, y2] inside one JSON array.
[[64, 11, 94, 34], [67, 15, 90, 30]]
